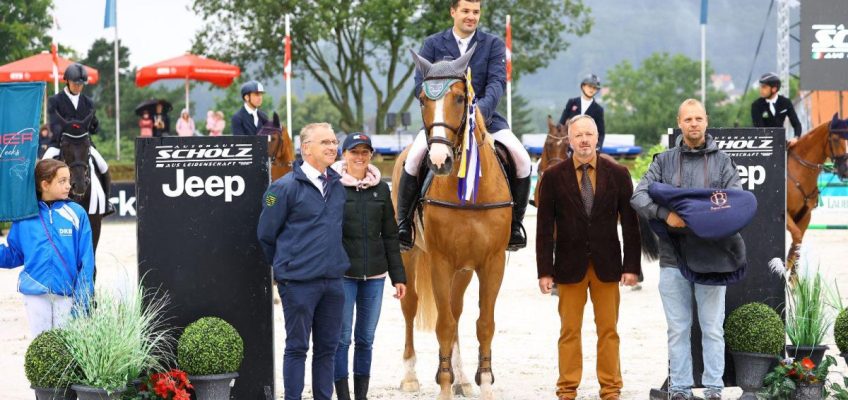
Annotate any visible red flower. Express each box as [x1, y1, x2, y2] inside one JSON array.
[[801, 357, 815, 371]]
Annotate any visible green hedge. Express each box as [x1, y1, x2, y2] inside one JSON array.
[[24, 330, 78, 388], [835, 308, 848, 353]]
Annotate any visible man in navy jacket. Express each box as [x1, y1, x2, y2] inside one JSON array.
[[257, 122, 348, 400], [397, 0, 532, 252], [232, 80, 269, 135]]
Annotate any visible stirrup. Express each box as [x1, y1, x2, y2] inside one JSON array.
[[506, 224, 527, 251]]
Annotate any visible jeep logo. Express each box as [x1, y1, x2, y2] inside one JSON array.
[[157, 147, 251, 160], [162, 169, 245, 202], [736, 165, 766, 190]]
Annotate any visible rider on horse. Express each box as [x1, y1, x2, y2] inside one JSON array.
[[231, 80, 270, 136], [558, 74, 606, 149], [43, 63, 112, 216], [751, 72, 803, 147], [397, 0, 532, 252]]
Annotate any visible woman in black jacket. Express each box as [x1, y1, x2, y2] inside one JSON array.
[[331, 133, 406, 400]]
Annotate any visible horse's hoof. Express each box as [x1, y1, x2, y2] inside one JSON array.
[[399, 379, 420, 392], [453, 382, 474, 396]]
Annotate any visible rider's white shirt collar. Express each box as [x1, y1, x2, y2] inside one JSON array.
[[64, 87, 80, 110]]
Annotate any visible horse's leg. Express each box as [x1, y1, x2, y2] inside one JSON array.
[[450, 270, 475, 397], [475, 253, 506, 400], [431, 259, 458, 400], [785, 211, 803, 279], [88, 214, 102, 284], [400, 250, 421, 392]]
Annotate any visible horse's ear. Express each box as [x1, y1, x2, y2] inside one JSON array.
[[409, 48, 432, 77], [82, 111, 95, 129], [273, 112, 281, 128], [452, 43, 477, 74], [54, 112, 68, 128]]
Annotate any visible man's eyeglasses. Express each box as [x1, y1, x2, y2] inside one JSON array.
[[305, 139, 340, 147]]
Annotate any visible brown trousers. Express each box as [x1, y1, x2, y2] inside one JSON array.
[[556, 266, 622, 399]]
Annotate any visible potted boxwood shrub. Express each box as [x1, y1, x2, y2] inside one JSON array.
[[25, 329, 78, 400], [835, 308, 848, 364], [725, 302, 784, 399], [63, 284, 174, 400], [177, 317, 243, 400]]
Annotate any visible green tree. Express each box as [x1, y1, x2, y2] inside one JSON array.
[[276, 94, 343, 136], [605, 52, 728, 146], [496, 92, 535, 135], [191, 0, 591, 135], [80, 39, 131, 119], [0, 0, 52, 65]]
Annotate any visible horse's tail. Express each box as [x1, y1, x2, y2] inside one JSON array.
[[639, 216, 660, 261], [409, 249, 437, 332]]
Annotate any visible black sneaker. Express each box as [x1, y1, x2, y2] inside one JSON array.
[[671, 392, 691, 400]]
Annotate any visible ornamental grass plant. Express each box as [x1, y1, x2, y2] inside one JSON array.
[[62, 283, 174, 393], [769, 258, 840, 347]]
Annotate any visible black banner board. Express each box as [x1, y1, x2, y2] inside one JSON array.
[[136, 136, 273, 399]]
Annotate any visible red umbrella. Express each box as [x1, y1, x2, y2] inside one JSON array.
[[135, 54, 240, 113], [0, 52, 100, 84]]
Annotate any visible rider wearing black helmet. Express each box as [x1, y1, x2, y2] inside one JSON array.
[[751, 72, 803, 146], [43, 62, 113, 216], [45, 63, 99, 148], [558, 74, 606, 149], [231, 80, 269, 135]]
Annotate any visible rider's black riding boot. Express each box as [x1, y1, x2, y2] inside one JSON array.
[[507, 176, 531, 251], [397, 170, 420, 251], [101, 169, 115, 216]]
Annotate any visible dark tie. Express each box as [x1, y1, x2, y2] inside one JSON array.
[[580, 163, 593, 216], [319, 174, 328, 200]]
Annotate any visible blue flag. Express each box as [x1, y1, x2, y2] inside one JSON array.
[[700, 0, 708, 24], [104, 0, 116, 28], [0, 82, 44, 221]]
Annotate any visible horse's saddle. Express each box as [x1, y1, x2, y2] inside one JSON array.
[[415, 141, 516, 200]]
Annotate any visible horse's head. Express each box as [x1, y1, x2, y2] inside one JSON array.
[[828, 113, 848, 179], [411, 44, 477, 176], [258, 112, 294, 172], [543, 115, 569, 168], [56, 112, 94, 197]]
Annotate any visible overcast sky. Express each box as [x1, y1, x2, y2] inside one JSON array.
[[54, 0, 199, 67]]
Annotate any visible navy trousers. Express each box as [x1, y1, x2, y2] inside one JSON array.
[[278, 278, 345, 400]]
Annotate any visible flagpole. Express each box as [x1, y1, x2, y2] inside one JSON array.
[[285, 14, 293, 134], [700, 0, 707, 106], [505, 15, 512, 128], [52, 15, 59, 95], [113, 1, 121, 160]]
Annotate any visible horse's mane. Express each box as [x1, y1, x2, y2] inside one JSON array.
[[794, 120, 828, 147], [474, 109, 495, 149]]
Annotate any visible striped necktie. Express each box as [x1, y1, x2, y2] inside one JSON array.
[[319, 173, 328, 200], [580, 163, 593, 216]]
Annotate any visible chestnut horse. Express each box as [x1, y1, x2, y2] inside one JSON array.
[[786, 113, 848, 273], [257, 112, 294, 181], [533, 115, 569, 206], [392, 46, 511, 400]]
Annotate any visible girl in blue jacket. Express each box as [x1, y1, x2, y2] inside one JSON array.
[[0, 159, 95, 337]]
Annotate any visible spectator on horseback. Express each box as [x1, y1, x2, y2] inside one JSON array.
[[0, 159, 95, 337], [329, 133, 407, 400], [558, 74, 606, 149], [751, 72, 803, 147], [232, 80, 269, 135], [399, 0, 532, 252], [42, 63, 113, 216], [630, 99, 742, 400]]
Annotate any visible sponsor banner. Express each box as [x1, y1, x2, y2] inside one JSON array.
[[671, 128, 785, 387], [800, 0, 848, 90], [0, 82, 44, 221], [107, 182, 136, 219], [136, 136, 273, 399]]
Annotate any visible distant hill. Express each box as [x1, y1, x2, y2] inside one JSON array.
[[178, 0, 791, 133]]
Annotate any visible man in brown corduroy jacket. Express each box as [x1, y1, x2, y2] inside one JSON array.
[[535, 114, 642, 400]]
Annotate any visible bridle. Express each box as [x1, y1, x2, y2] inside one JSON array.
[[421, 76, 468, 156], [60, 132, 91, 196], [263, 129, 292, 168], [543, 132, 569, 166], [787, 124, 848, 222]]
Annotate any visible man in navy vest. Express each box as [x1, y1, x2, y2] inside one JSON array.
[[397, 0, 532, 252], [232, 80, 269, 135]]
